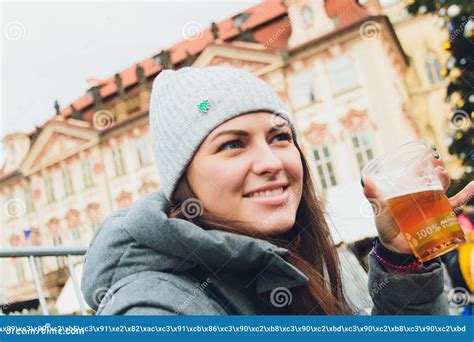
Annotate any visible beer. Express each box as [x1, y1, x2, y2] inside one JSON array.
[[386, 188, 466, 261], [362, 139, 466, 261]]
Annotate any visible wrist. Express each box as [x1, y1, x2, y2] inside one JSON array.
[[379, 236, 410, 254], [371, 237, 442, 272], [372, 237, 421, 272]]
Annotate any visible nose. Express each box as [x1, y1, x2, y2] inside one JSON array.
[[250, 143, 284, 176]]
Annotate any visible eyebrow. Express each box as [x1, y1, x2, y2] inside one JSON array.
[[210, 126, 288, 143]]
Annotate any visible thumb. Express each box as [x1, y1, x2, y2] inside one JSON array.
[[449, 181, 474, 210], [361, 176, 381, 200], [361, 176, 387, 218]]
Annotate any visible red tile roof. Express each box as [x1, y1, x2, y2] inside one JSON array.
[[326, 0, 370, 28], [3, 0, 373, 179], [51, 0, 369, 128]]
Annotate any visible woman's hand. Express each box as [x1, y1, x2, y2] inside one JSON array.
[[361, 149, 474, 254]]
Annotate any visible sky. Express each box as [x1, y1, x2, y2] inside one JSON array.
[[0, 0, 260, 165]]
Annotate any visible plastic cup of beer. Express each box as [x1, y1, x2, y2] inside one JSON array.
[[361, 139, 466, 262]]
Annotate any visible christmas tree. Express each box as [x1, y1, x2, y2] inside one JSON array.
[[406, 1, 473, 198]]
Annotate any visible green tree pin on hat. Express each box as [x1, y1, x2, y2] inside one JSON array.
[[197, 99, 209, 113]]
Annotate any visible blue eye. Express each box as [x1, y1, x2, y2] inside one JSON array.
[[218, 139, 243, 152], [217, 132, 292, 152], [273, 132, 292, 142]]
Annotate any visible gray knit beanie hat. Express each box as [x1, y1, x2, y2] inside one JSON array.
[[149, 64, 297, 202]]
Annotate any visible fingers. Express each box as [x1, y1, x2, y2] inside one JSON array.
[[428, 146, 451, 191], [429, 151, 444, 169], [434, 165, 451, 191], [449, 181, 474, 210]]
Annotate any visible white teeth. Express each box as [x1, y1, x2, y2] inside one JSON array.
[[249, 187, 284, 198]]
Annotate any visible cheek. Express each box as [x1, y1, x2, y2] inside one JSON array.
[[284, 147, 304, 183], [197, 160, 246, 200]]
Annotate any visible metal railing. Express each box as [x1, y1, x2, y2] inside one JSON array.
[[0, 247, 88, 315]]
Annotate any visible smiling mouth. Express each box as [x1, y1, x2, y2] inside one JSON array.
[[243, 185, 290, 206], [244, 185, 289, 198]]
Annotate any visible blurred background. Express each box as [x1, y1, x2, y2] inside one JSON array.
[[1, 0, 472, 315]]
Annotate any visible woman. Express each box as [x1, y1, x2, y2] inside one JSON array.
[[81, 65, 474, 315]]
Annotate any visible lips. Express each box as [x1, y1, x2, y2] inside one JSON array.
[[244, 186, 290, 206], [243, 183, 289, 198], [245, 186, 286, 198]]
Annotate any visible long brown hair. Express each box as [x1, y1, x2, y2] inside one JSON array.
[[167, 139, 351, 315]]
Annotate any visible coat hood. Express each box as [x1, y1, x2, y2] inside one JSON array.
[[81, 190, 309, 311]]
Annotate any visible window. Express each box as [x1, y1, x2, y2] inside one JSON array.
[[23, 184, 34, 213], [352, 131, 374, 172], [301, 6, 313, 25], [313, 145, 337, 189], [34, 257, 44, 278], [71, 228, 81, 245], [62, 167, 74, 197], [52, 235, 64, 269], [424, 52, 443, 85], [329, 54, 357, 93], [52, 234, 62, 246], [112, 145, 126, 177], [135, 136, 152, 167], [81, 158, 93, 188], [291, 70, 315, 108], [232, 13, 250, 28], [15, 259, 25, 283], [44, 175, 55, 204]]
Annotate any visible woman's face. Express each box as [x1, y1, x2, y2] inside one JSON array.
[[187, 112, 303, 236]]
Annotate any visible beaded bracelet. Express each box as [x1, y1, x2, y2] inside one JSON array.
[[371, 247, 422, 272]]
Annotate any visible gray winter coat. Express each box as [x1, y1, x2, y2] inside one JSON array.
[[81, 190, 449, 315]]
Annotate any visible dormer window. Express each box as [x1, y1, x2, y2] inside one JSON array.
[[232, 13, 250, 28]]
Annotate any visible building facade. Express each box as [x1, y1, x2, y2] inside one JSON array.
[[0, 0, 460, 313], [381, 0, 463, 178]]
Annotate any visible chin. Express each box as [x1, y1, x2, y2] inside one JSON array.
[[259, 218, 295, 236]]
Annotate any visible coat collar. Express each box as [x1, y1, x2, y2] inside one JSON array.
[[124, 190, 309, 296]]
